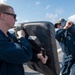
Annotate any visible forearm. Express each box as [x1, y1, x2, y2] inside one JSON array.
[[0, 37, 32, 64], [55, 29, 66, 41]]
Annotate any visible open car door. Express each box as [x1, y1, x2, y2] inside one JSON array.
[[16, 21, 60, 75]]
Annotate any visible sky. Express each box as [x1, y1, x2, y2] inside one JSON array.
[[0, 0, 75, 25]]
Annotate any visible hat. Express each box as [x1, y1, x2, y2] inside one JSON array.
[[54, 20, 61, 28], [54, 18, 66, 28]]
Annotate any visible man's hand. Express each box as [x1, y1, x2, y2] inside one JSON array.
[[17, 30, 25, 38], [64, 21, 73, 29], [37, 53, 48, 64]]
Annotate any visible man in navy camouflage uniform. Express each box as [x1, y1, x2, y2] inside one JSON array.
[[55, 19, 75, 75]]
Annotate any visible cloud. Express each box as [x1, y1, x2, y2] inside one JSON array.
[[46, 13, 58, 18], [45, 8, 64, 23], [68, 15, 75, 23], [55, 8, 64, 14], [46, 13, 58, 22], [45, 5, 51, 9], [23, 19, 29, 22], [0, 0, 7, 4], [20, 19, 29, 23], [35, 1, 41, 5]]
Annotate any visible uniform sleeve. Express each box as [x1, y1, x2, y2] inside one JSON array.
[[0, 37, 32, 64], [31, 52, 39, 62], [68, 25, 75, 34], [55, 29, 66, 41]]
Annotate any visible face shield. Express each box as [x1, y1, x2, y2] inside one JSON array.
[[55, 19, 67, 28], [60, 19, 67, 27]]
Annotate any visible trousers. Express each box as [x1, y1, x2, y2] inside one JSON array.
[[61, 54, 75, 75]]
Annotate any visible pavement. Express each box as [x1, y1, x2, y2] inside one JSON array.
[[23, 40, 63, 75], [24, 65, 44, 75]]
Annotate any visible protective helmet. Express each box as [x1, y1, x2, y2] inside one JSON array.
[[54, 18, 66, 28]]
